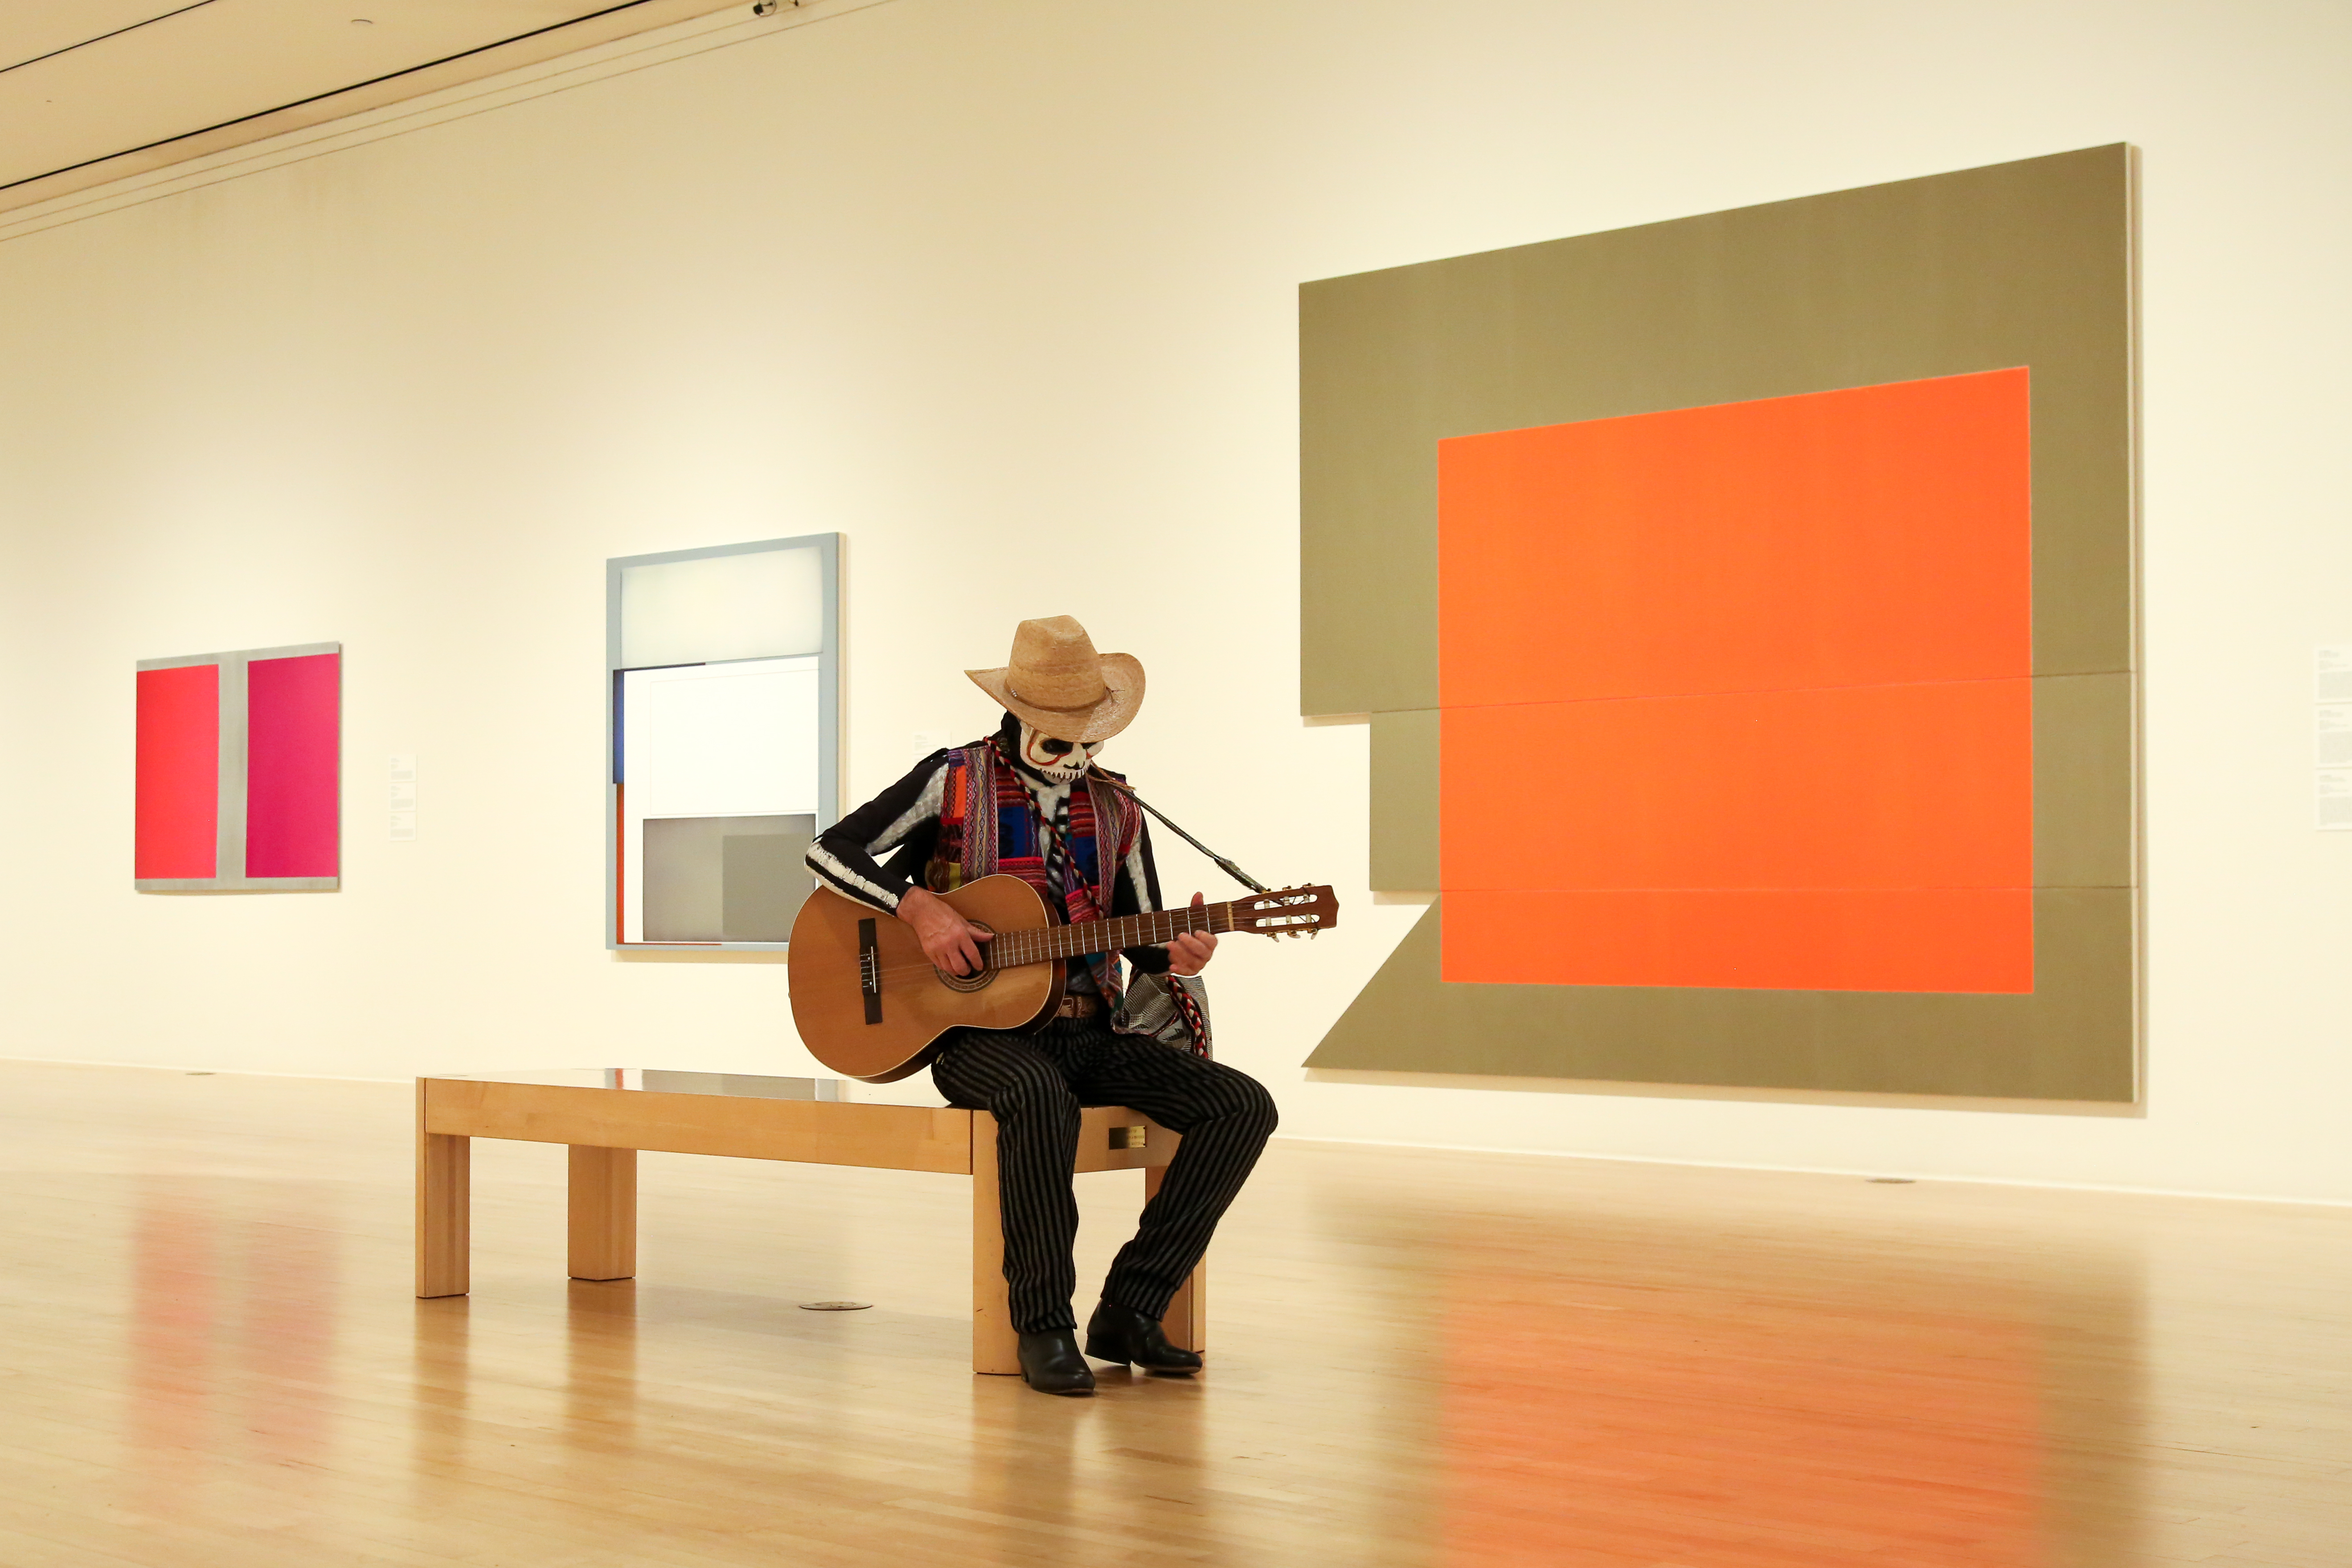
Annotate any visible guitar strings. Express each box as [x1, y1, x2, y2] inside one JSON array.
[[865, 908, 1246, 983], [859, 890, 1325, 984], [867, 925, 1298, 983], [866, 927, 1217, 982]]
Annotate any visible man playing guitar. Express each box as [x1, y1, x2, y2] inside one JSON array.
[[805, 616, 1280, 1396]]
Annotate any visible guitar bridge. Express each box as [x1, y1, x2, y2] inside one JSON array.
[[857, 919, 882, 1025]]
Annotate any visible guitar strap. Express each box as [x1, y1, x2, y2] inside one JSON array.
[[1082, 770, 1272, 895], [1082, 771, 1256, 1059]]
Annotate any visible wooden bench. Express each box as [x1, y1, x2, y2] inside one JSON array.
[[414, 1069, 1203, 1374]]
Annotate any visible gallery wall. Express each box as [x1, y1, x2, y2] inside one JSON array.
[[2, 0, 2348, 1200]]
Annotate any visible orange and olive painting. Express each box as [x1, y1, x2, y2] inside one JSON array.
[[1301, 147, 2137, 1101]]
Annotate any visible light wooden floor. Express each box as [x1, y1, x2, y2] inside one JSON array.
[[3, 1062, 2348, 1567]]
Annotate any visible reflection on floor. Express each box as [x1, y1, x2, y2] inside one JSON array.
[[1, 1061, 2345, 1566], [1439, 1222, 2061, 1566]]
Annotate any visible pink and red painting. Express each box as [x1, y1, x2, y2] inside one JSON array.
[[135, 643, 341, 891]]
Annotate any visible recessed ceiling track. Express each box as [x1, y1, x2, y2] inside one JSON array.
[[0, 0, 761, 218], [0, 1, 228, 80]]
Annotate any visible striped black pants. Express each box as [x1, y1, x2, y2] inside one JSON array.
[[931, 1020, 1279, 1335]]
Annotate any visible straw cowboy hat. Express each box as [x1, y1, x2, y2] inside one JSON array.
[[966, 616, 1145, 744]]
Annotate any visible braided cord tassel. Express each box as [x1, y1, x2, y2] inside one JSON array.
[[1166, 976, 1211, 1057]]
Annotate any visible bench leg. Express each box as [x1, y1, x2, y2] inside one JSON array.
[[971, 1112, 1020, 1375], [417, 1121, 471, 1298], [568, 1146, 638, 1281], [1144, 1165, 1207, 1354]]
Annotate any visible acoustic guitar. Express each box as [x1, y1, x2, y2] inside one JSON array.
[[786, 875, 1340, 1082]]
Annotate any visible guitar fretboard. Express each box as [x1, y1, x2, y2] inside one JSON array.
[[986, 900, 1241, 970]]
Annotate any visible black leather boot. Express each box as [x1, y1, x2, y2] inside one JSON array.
[[1083, 1301, 1202, 1375], [1016, 1329, 1096, 1396]]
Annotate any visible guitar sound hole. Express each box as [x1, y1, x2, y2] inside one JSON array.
[[934, 920, 997, 993]]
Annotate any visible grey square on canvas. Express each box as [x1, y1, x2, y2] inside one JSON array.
[[721, 832, 817, 942], [641, 814, 815, 942]]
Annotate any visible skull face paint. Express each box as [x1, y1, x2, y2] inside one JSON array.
[[1016, 721, 1103, 785]]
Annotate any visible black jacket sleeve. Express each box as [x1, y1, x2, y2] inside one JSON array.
[[804, 751, 950, 913]]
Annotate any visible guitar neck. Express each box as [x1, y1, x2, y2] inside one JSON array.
[[988, 899, 1243, 970]]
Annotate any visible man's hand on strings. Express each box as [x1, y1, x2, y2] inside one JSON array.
[[1167, 892, 1218, 977], [899, 886, 990, 977]]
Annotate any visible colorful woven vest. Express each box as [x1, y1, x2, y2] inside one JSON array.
[[926, 740, 1142, 1002]]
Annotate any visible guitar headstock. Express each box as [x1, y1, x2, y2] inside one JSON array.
[[1233, 885, 1340, 939]]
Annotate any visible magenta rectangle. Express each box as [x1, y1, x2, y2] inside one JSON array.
[[245, 653, 340, 878]]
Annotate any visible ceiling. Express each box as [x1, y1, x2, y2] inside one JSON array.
[[0, 0, 751, 212]]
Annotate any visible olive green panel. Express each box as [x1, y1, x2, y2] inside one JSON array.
[[1369, 709, 1439, 891], [1299, 143, 2135, 719], [2035, 672, 2136, 889], [1306, 890, 2135, 1102]]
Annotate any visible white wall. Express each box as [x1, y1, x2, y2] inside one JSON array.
[[3, 0, 2348, 1200]]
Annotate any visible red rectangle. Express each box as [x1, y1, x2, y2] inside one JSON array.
[[135, 665, 220, 879], [246, 653, 340, 879]]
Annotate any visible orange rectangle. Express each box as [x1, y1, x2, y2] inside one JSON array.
[[1442, 888, 2033, 992], [1442, 681, 2033, 894], [1435, 372, 2037, 993], [1438, 368, 2032, 708]]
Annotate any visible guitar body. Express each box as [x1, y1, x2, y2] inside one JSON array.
[[787, 876, 1065, 1083]]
